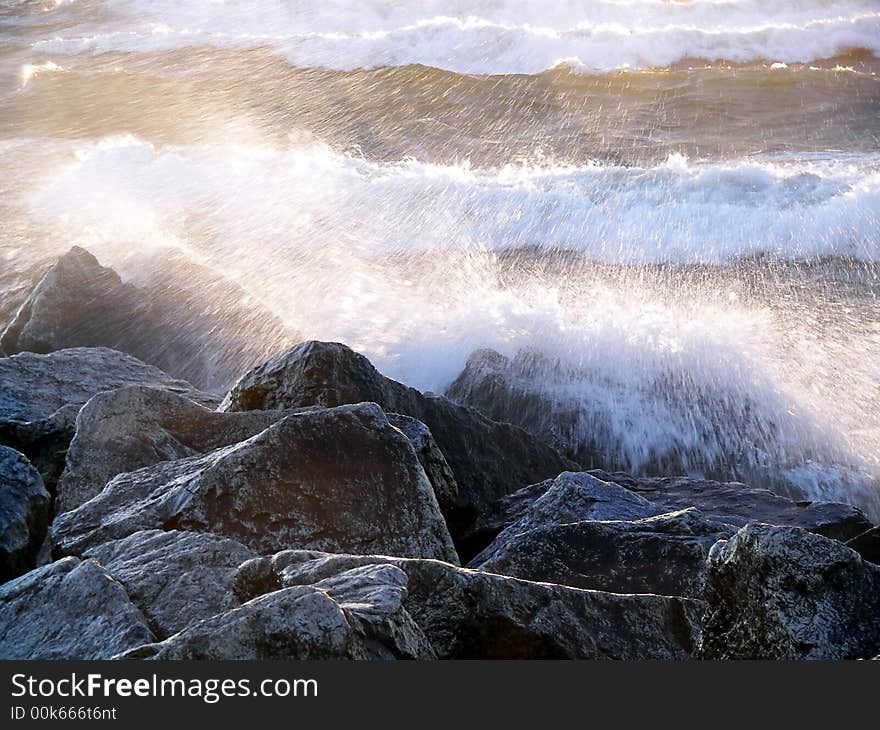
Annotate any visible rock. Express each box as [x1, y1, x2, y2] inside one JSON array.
[[55, 386, 303, 513], [471, 471, 664, 548], [0, 557, 154, 659], [0, 347, 215, 490], [0, 347, 215, 424], [53, 404, 459, 564], [471, 508, 734, 598], [387, 413, 458, 516], [699, 524, 880, 659], [846, 527, 880, 565], [220, 341, 578, 550], [590, 470, 874, 542], [446, 347, 587, 460], [0, 246, 137, 356], [119, 564, 434, 660], [83, 530, 256, 639], [0, 446, 51, 582], [235, 551, 704, 660], [1, 247, 294, 391]]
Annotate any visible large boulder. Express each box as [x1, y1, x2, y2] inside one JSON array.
[[55, 386, 302, 513], [0, 446, 51, 582], [235, 551, 704, 660], [0, 246, 137, 356], [1, 247, 294, 391], [699, 524, 880, 659], [0, 347, 215, 490], [220, 341, 578, 548], [480, 470, 873, 547], [120, 564, 434, 660], [83, 530, 256, 639], [52, 404, 459, 564], [471, 508, 734, 598], [590, 470, 874, 542], [0, 557, 154, 659]]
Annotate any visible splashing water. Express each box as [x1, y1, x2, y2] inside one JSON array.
[[1, 0, 879, 517]]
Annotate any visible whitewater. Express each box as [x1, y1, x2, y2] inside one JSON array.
[[1, 0, 879, 518]]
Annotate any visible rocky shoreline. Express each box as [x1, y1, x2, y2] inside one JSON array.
[[1, 249, 878, 660]]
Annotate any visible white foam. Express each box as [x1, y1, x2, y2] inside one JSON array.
[[28, 0, 880, 73], [29, 138, 880, 266], [13, 135, 880, 515]]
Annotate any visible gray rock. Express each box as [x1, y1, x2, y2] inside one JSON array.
[[0, 347, 215, 423], [220, 341, 578, 549], [235, 551, 704, 660], [0, 347, 215, 490], [590, 470, 874, 542], [83, 530, 256, 639], [446, 347, 587, 461], [471, 471, 664, 548], [120, 564, 434, 660], [53, 404, 459, 564], [699, 524, 880, 659], [1, 247, 294, 391], [471, 508, 734, 598], [0, 446, 50, 582], [0, 246, 137, 357], [56, 386, 302, 513], [846, 526, 880, 565], [387, 413, 458, 516], [0, 557, 154, 659]]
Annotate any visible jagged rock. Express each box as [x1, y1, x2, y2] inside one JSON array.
[[0, 446, 50, 582], [83, 530, 256, 639], [0, 347, 215, 490], [220, 341, 578, 548], [1, 247, 294, 390], [55, 386, 304, 514], [53, 404, 459, 564], [847, 527, 880, 565], [446, 347, 587, 460], [235, 551, 704, 660], [471, 471, 664, 547], [590, 470, 874, 542], [0, 246, 137, 356], [472, 508, 734, 598], [699, 524, 880, 659], [387, 413, 458, 516], [119, 564, 434, 660], [0, 557, 154, 659]]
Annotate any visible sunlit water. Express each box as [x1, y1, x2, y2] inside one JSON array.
[[1, 0, 879, 518]]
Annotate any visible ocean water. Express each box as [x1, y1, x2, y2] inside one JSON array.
[[1, 1, 878, 517]]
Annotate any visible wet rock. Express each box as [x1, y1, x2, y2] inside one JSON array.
[[0, 347, 215, 490], [590, 470, 874, 542], [471, 471, 663, 548], [1, 247, 295, 391], [0, 557, 154, 659], [471, 507, 734, 598], [846, 526, 880, 565], [220, 341, 578, 547], [0, 246, 138, 357], [387, 413, 458, 516], [56, 386, 302, 513], [83, 530, 256, 639], [235, 551, 703, 660], [446, 347, 588, 461], [53, 404, 458, 564], [0, 446, 50, 582], [699, 524, 880, 659], [120, 564, 434, 660]]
